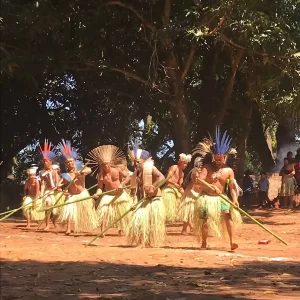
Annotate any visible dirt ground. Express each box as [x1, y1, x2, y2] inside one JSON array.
[[1, 209, 300, 300]]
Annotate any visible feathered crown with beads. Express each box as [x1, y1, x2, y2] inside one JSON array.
[[192, 126, 237, 168], [39, 139, 56, 161], [128, 140, 151, 162]]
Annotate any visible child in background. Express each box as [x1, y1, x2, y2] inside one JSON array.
[[258, 172, 269, 209]]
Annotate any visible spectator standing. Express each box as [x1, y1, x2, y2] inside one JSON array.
[[258, 172, 269, 209]]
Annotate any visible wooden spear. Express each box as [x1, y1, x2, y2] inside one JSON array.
[[85, 171, 174, 247], [197, 178, 288, 246]]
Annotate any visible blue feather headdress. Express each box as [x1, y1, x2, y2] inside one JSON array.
[[211, 127, 232, 155], [58, 139, 79, 161], [128, 139, 151, 162], [39, 139, 57, 161], [192, 126, 237, 168]]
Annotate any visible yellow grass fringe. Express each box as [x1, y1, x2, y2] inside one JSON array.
[[162, 187, 182, 223], [97, 191, 132, 233], [126, 196, 166, 247], [179, 189, 198, 223], [194, 194, 243, 240], [58, 189, 98, 232], [22, 196, 45, 221]]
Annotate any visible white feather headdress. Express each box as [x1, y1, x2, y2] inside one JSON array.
[[179, 153, 192, 162]]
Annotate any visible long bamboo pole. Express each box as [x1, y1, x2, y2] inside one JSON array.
[[197, 178, 288, 246], [85, 171, 175, 247], [0, 189, 55, 222], [38, 185, 130, 212]]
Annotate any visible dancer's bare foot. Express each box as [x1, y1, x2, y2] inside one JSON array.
[[44, 226, 49, 231], [25, 225, 30, 230], [230, 243, 238, 251], [181, 230, 188, 235], [65, 232, 71, 236], [200, 242, 207, 249]]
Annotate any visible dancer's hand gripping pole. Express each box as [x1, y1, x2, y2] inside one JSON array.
[[197, 178, 288, 246], [85, 171, 175, 247]]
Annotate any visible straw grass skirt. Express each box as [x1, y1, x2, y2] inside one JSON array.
[[180, 189, 198, 223], [41, 190, 65, 217], [126, 196, 166, 247], [194, 194, 243, 240], [22, 196, 45, 221], [97, 190, 132, 232], [162, 187, 182, 223], [58, 189, 98, 233]]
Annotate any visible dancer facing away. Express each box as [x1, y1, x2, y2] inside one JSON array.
[[162, 153, 191, 223], [180, 157, 203, 235], [127, 143, 166, 247], [22, 167, 44, 228], [89, 145, 131, 235], [192, 127, 243, 250], [39, 140, 61, 230], [58, 140, 98, 235]]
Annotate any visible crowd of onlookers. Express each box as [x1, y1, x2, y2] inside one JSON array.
[[241, 148, 300, 210]]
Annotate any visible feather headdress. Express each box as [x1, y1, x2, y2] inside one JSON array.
[[179, 153, 192, 163], [192, 126, 237, 168], [128, 140, 151, 162], [39, 139, 56, 161], [27, 167, 37, 175], [88, 145, 126, 174], [57, 139, 79, 161]]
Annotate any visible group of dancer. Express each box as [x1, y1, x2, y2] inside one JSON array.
[[22, 127, 243, 250]]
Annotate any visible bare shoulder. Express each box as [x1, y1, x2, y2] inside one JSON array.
[[152, 165, 163, 175], [224, 167, 234, 178], [169, 165, 178, 172]]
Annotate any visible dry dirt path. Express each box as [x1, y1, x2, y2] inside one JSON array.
[[1, 209, 300, 300]]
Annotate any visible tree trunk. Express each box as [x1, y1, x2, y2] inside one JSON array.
[[236, 103, 253, 184], [214, 49, 244, 127], [165, 54, 191, 155], [248, 104, 275, 172]]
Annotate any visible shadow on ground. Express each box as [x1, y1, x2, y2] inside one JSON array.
[[1, 259, 300, 300]]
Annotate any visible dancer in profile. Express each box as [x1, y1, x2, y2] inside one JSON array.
[[162, 153, 191, 223]]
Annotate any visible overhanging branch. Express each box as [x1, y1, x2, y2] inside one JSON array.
[[111, 67, 150, 86], [181, 43, 197, 80], [102, 1, 157, 32]]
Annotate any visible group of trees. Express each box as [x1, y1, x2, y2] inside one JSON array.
[[1, 0, 300, 183]]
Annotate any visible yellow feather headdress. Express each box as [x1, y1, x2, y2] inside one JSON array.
[[87, 145, 126, 175]]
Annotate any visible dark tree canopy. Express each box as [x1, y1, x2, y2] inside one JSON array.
[[1, 0, 300, 183]]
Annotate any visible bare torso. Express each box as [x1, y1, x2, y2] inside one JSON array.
[[137, 166, 163, 197], [186, 168, 202, 193], [100, 167, 123, 195], [166, 165, 184, 189], [64, 172, 86, 195], [41, 169, 60, 190], [203, 164, 233, 196], [24, 179, 40, 198]]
